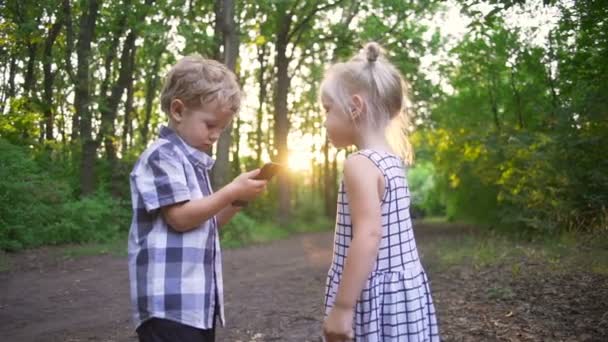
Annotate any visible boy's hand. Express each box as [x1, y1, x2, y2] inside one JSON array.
[[323, 306, 355, 342], [228, 169, 267, 202]]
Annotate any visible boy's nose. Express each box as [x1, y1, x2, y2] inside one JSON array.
[[210, 132, 221, 142]]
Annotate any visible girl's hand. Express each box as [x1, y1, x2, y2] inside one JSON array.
[[323, 306, 354, 342], [228, 169, 267, 201]]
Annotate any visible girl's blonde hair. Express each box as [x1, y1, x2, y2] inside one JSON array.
[[160, 54, 242, 116], [320, 42, 414, 164]]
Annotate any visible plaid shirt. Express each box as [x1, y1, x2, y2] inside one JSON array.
[[128, 126, 224, 330]]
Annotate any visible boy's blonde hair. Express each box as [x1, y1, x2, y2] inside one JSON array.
[[321, 42, 413, 163], [160, 54, 241, 116]]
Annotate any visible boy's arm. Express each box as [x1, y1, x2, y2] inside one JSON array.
[[216, 205, 242, 228], [161, 184, 238, 232], [161, 169, 266, 232], [332, 155, 384, 311]]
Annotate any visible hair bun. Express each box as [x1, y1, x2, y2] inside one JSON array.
[[365, 42, 381, 62]]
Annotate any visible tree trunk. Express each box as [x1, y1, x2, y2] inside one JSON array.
[[42, 12, 64, 141], [510, 67, 524, 129], [274, 9, 292, 226], [122, 52, 135, 152], [63, 0, 79, 140], [8, 56, 17, 99], [23, 41, 38, 95], [100, 31, 136, 195], [212, 0, 239, 189], [546, 31, 560, 127], [487, 68, 500, 131], [255, 43, 268, 166], [98, 5, 130, 102], [0, 56, 17, 115], [140, 58, 161, 146], [76, 0, 100, 196], [212, 0, 223, 61], [323, 135, 333, 218], [232, 116, 242, 173]]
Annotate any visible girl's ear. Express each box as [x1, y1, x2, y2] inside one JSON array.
[[170, 99, 185, 123], [350, 94, 365, 120]]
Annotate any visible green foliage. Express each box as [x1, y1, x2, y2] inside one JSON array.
[[2, 0, 606, 250], [221, 188, 332, 248], [419, 3, 608, 234], [0, 98, 42, 146], [220, 212, 257, 248], [0, 139, 129, 251], [408, 161, 445, 217]]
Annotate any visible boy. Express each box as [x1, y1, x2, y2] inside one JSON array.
[[128, 55, 267, 342]]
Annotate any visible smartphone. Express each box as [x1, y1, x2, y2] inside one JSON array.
[[232, 162, 282, 207], [253, 162, 282, 181]]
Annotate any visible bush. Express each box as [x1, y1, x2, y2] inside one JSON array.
[[408, 161, 445, 217], [220, 212, 256, 248], [0, 139, 129, 251]]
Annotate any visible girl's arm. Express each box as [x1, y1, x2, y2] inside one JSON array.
[[332, 155, 384, 310]]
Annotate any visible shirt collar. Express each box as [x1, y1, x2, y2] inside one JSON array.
[[159, 125, 215, 170]]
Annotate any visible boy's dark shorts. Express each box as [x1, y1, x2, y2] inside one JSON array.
[[136, 318, 215, 342]]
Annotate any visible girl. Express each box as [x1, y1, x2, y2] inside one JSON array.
[[321, 42, 440, 342]]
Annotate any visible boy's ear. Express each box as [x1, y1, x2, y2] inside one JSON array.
[[169, 99, 185, 123]]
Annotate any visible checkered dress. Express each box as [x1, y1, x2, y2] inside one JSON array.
[[324, 149, 440, 341], [128, 126, 224, 330]]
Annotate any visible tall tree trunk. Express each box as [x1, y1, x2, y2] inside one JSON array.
[[311, 144, 318, 200], [212, 0, 239, 189], [98, 8, 129, 101], [255, 43, 268, 166], [76, 0, 100, 196], [323, 135, 333, 218], [212, 0, 223, 61], [330, 149, 340, 219], [101, 31, 137, 196], [42, 12, 64, 141], [122, 53, 135, 152], [63, 0, 79, 140], [487, 68, 500, 131], [0, 56, 17, 114], [510, 67, 524, 129], [140, 58, 161, 145], [274, 9, 292, 226], [232, 116, 241, 174], [100, 0, 151, 196], [546, 31, 560, 127], [23, 41, 38, 95]]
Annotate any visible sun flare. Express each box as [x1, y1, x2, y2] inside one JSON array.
[[287, 149, 314, 172]]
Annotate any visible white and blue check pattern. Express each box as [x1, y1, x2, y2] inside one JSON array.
[[325, 149, 440, 341], [128, 126, 224, 330]]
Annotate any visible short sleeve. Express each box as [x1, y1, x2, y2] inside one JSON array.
[[132, 145, 191, 212]]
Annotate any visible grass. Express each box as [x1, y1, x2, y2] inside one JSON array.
[[419, 216, 449, 224], [425, 235, 513, 270], [250, 222, 291, 244], [422, 226, 608, 276], [62, 237, 127, 258], [224, 216, 333, 248], [5, 216, 606, 278], [0, 252, 9, 272]]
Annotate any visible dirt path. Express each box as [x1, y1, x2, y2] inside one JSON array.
[[0, 223, 606, 341]]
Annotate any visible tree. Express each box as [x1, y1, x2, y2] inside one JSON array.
[[76, 0, 100, 196], [212, 0, 240, 189]]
